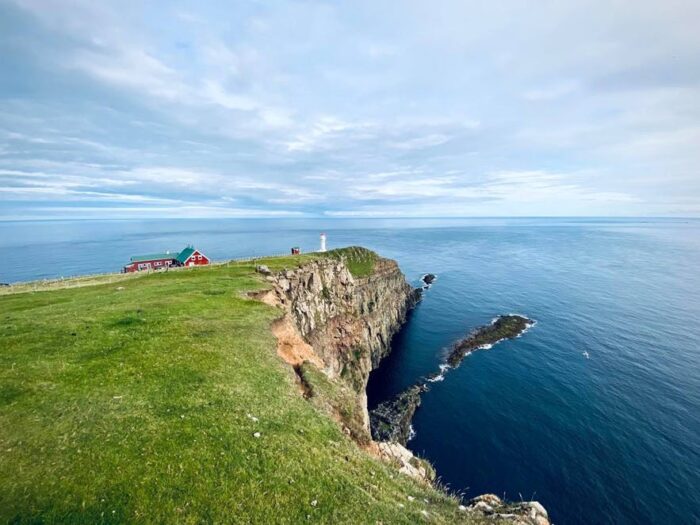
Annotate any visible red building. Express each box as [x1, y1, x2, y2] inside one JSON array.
[[122, 246, 210, 273]]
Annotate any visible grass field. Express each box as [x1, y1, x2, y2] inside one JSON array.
[[0, 252, 489, 524]]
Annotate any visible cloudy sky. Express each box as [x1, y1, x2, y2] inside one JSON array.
[[1, 0, 699, 219]]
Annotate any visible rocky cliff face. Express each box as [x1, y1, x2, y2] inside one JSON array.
[[266, 254, 417, 436], [260, 250, 550, 525]]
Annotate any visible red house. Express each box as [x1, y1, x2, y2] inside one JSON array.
[[122, 246, 210, 273]]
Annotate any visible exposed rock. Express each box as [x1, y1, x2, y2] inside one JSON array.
[[377, 442, 435, 483], [247, 288, 279, 307], [447, 314, 534, 368], [473, 501, 493, 513], [267, 252, 419, 439], [529, 501, 548, 518], [464, 495, 550, 525], [369, 315, 536, 446], [255, 264, 271, 275], [421, 273, 437, 287], [256, 251, 548, 522], [271, 314, 324, 369], [369, 384, 428, 445]]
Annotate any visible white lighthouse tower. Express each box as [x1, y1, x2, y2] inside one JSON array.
[[319, 232, 327, 252]]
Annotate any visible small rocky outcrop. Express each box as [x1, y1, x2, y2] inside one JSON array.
[[447, 314, 534, 367], [463, 494, 550, 525], [376, 441, 435, 482], [370, 384, 427, 445], [421, 273, 437, 288], [255, 264, 271, 275]]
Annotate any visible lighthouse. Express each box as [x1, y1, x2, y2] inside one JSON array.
[[319, 232, 327, 252]]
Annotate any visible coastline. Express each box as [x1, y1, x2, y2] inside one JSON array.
[[370, 314, 535, 446], [0, 248, 549, 524]]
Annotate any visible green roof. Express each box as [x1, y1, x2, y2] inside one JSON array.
[[175, 247, 196, 264], [130, 252, 176, 263], [128, 247, 199, 264]]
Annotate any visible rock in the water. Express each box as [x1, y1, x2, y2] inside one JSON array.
[[446, 314, 534, 368], [421, 273, 437, 287], [369, 383, 428, 445]]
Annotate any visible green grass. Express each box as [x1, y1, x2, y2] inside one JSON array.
[[297, 361, 369, 446], [0, 259, 491, 524], [324, 246, 378, 278]]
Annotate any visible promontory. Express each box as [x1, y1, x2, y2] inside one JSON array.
[[0, 247, 548, 524]]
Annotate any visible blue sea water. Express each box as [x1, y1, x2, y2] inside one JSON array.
[[1, 217, 699, 524]]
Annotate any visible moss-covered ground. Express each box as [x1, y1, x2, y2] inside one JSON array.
[[0, 254, 492, 524], [325, 246, 378, 278]]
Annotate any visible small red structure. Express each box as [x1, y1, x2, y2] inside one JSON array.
[[122, 246, 210, 273], [291, 247, 301, 255]]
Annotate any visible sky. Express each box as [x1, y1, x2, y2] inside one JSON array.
[[1, 0, 699, 220]]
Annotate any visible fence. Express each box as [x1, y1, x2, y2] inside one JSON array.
[[1, 251, 323, 295]]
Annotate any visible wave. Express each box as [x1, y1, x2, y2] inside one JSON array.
[[427, 363, 452, 382]]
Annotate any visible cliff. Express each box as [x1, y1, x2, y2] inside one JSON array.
[[262, 247, 550, 525], [1, 248, 550, 523], [260, 247, 418, 443]]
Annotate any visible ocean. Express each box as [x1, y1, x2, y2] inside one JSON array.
[[2, 217, 699, 524]]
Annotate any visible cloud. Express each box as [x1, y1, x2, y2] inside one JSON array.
[[283, 117, 368, 152], [391, 134, 451, 150], [72, 47, 185, 101], [348, 170, 639, 207], [523, 81, 580, 101], [10, 205, 305, 221], [1, 0, 699, 219]]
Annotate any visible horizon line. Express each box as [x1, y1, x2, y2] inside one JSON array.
[[1, 215, 699, 223]]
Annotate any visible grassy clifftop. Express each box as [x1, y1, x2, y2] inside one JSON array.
[[0, 254, 486, 524], [324, 246, 378, 277]]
